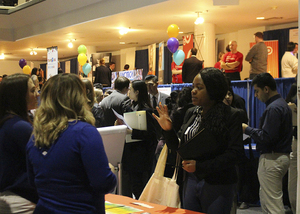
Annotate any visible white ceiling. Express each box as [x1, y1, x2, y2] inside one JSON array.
[[0, 0, 298, 61]]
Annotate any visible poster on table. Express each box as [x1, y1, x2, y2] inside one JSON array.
[[183, 34, 193, 59], [158, 42, 164, 84], [47, 46, 58, 79], [250, 40, 278, 78], [148, 43, 156, 75], [111, 69, 143, 89]]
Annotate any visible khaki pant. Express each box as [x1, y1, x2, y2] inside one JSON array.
[[288, 138, 297, 214], [258, 153, 290, 214], [0, 191, 35, 214]]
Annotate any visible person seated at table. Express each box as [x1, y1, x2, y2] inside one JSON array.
[[153, 67, 244, 213], [0, 73, 39, 213], [26, 73, 116, 214]]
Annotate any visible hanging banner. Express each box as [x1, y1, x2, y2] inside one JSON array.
[[47, 46, 58, 79], [148, 43, 156, 75], [158, 42, 164, 84], [183, 34, 193, 59], [250, 40, 278, 78]]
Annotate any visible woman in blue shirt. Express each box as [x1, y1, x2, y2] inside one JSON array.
[[0, 73, 39, 213], [26, 73, 116, 214]]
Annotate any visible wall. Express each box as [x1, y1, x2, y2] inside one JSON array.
[[120, 47, 136, 71], [0, 60, 45, 76]]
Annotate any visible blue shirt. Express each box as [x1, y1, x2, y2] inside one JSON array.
[[0, 115, 38, 203], [26, 121, 117, 214], [245, 94, 292, 154]]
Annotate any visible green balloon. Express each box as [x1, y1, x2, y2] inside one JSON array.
[[78, 45, 87, 54]]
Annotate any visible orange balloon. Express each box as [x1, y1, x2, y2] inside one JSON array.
[[23, 65, 31, 74], [167, 24, 179, 38]]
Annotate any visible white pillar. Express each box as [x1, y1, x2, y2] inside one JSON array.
[[194, 23, 215, 67]]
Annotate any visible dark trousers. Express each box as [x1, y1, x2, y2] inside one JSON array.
[[183, 173, 236, 214], [121, 169, 150, 199], [225, 72, 241, 81], [249, 73, 259, 80]]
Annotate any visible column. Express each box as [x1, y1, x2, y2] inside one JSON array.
[[194, 23, 215, 67]]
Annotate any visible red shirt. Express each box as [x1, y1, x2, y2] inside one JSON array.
[[222, 51, 243, 73]]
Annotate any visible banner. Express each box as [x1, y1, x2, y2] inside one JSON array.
[[158, 42, 164, 84], [250, 40, 278, 78], [111, 69, 143, 88], [183, 34, 193, 59], [47, 46, 58, 79], [148, 43, 156, 75]]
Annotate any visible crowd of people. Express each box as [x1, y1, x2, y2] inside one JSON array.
[[0, 39, 297, 214]]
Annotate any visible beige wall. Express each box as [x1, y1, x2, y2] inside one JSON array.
[[0, 60, 45, 76]]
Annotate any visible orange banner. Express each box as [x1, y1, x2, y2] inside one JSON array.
[[250, 40, 278, 78], [183, 34, 193, 59]]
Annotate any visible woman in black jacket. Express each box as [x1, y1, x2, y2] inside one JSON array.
[[120, 80, 158, 199], [153, 68, 243, 214]]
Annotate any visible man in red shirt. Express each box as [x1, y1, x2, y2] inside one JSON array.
[[221, 41, 243, 81]]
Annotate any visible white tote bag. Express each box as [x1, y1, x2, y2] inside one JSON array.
[[139, 144, 181, 208]]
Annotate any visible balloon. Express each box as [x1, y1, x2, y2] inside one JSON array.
[[78, 45, 87, 54], [19, 59, 27, 68], [23, 65, 31, 74], [167, 37, 179, 53], [173, 50, 185, 66], [83, 63, 91, 75], [78, 53, 87, 66], [167, 24, 179, 38]]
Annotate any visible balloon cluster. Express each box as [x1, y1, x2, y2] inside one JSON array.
[[19, 59, 31, 74], [77, 45, 91, 75], [167, 24, 185, 65]]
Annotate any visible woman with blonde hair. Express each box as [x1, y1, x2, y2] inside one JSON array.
[[26, 73, 116, 214]]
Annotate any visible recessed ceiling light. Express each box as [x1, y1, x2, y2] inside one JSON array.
[[179, 32, 183, 34], [256, 17, 265, 20], [120, 42, 125, 44]]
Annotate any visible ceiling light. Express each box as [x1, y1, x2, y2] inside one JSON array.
[[119, 42, 125, 44], [195, 12, 204, 25], [30, 49, 37, 55], [119, 27, 131, 35], [119, 29, 128, 35], [256, 17, 265, 20], [68, 42, 73, 48], [0, 53, 4, 59], [68, 39, 75, 48]]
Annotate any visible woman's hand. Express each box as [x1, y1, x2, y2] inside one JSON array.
[[114, 118, 123, 126], [182, 160, 196, 173], [152, 103, 172, 131]]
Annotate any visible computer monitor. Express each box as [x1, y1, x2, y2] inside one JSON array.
[[97, 125, 127, 166]]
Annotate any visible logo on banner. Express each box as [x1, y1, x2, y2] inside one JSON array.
[[267, 46, 273, 55], [183, 35, 192, 46]]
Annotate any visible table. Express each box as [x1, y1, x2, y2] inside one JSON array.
[[105, 194, 203, 214]]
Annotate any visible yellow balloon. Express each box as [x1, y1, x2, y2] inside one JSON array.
[[23, 65, 31, 74], [78, 53, 87, 66], [167, 24, 179, 38]]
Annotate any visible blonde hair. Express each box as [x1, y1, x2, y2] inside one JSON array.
[[33, 73, 95, 148]]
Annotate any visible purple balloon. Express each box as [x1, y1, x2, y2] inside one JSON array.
[[19, 59, 27, 69], [167, 37, 179, 53]]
